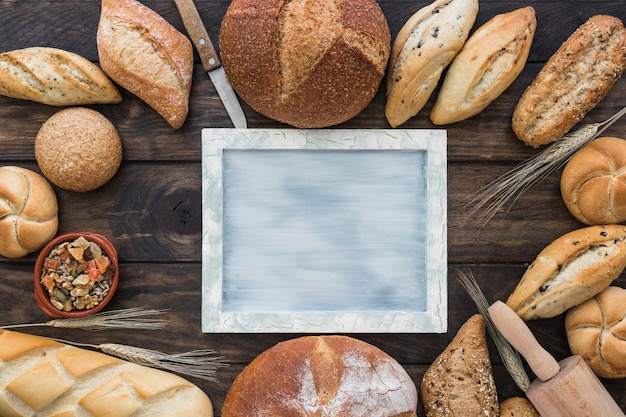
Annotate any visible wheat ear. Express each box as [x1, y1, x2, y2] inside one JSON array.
[[466, 106, 626, 227], [457, 269, 530, 391]]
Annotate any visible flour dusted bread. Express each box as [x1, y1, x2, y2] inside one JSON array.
[[222, 335, 417, 417], [385, 0, 479, 128], [0, 329, 213, 417], [219, 0, 390, 128], [421, 314, 499, 417], [430, 7, 536, 125], [97, 0, 194, 129], [512, 15, 626, 147], [0, 47, 121, 106], [0, 166, 58, 258], [506, 225, 626, 320], [566, 286, 626, 378]]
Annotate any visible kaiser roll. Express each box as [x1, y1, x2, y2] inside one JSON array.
[[222, 335, 418, 417], [561, 136, 626, 225], [35, 108, 122, 192], [219, 0, 391, 128], [565, 285, 626, 378], [0, 166, 58, 258]]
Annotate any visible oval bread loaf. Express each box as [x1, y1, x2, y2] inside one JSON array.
[[0, 47, 122, 106], [97, 0, 194, 129], [506, 224, 626, 320], [512, 15, 626, 147], [430, 7, 536, 125], [561, 136, 626, 225], [0, 166, 58, 259], [565, 286, 626, 378], [385, 0, 479, 128], [0, 329, 213, 417]]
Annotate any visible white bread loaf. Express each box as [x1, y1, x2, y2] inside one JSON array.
[[421, 314, 499, 417], [219, 0, 390, 128], [97, 0, 194, 129], [512, 15, 626, 147], [222, 335, 418, 417], [0, 47, 122, 106], [506, 224, 626, 320], [561, 136, 626, 225], [430, 7, 536, 125], [566, 286, 626, 378], [385, 0, 479, 128], [0, 329, 213, 417], [0, 166, 58, 259]]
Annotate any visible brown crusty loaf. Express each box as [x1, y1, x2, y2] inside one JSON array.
[[97, 0, 194, 129], [421, 314, 499, 417], [512, 15, 626, 147], [566, 286, 626, 378], [222, 335, 418, 417], [0, 47, 122, 106], [430, 7, 536, 125], [499, 397, 540, 417], [561, 136, 626, 225], [0, 166, 58, 259], [506, 224, 626, 320], [0, 329, 213, 417], [385, 0, 479, 128], [219, 0, 390, 128]]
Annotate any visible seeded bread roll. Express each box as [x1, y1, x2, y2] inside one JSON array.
[[222, 335, 418, 417], [219, 0, 390, 128], [512, 15, 626, 147], [385, 0, 479, 128], [97, 0, 194, 129], [0, 329, 213, 417], [566, 286, 626, 378], [499, 397, 540, 417], [0, 47, 122, 106], [0, 166, 58, 258], [430, 7, 536, 125]]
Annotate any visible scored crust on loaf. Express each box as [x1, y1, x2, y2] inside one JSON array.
[[421, 314, 499, 417], [222, 335, 418, 417]]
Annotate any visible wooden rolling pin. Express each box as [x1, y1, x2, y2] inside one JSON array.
[[488, 300, 625, 417]]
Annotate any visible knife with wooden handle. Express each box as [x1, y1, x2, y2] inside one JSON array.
[[173, 0, 247, 128]]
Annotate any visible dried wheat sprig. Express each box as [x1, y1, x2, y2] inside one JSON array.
[[457, 269, 530, 391], [0, 307, 168, 331], [466, 106, 626, 227]]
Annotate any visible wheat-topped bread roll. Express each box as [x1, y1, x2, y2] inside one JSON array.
[[0, 166, 58, 258], [222, 335, 418, 417], [219, 0, 390, 128]]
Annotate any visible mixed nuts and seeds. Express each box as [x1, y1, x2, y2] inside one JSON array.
[[40, 236, 115, 312]]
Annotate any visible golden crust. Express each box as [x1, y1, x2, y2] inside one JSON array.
[[499, 397, 540, 417]]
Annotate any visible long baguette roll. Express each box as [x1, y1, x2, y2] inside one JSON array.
[[0, 47, 122, 106], [512, 15, 626, 147], [506, 224, 626, 320], [385, 0, 479, 128], [0, 330, 213, 417]]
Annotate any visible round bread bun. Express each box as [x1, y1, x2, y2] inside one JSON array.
[[222, 335, 418, 417], [0, 166, 58, 258], [35, 107, 122, 192], [219, 0, 390, 128], [560, 136, 626, 225], [499, 397, 540, 417], [565, 286, 626, 378]]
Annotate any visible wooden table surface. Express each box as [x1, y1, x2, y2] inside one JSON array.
[[1, 0, 625, 415]]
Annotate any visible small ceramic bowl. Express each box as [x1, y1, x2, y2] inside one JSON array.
[[34, 232, 119, 318]]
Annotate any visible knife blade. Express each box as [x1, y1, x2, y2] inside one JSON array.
[[173, 0, 247, 129]]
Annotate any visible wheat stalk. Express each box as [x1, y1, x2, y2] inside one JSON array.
[[1, 307, 168, 331], [466, 106, 626, 227], [457, 269, 531, 392]]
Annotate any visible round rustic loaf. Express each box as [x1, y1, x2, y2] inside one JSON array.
[[561, 136, 626, 225], [219, 0, 390, 128], [499, 397, 540, 417], [565, 286, 626, 378], [0, 166, 58, 258], [35, 108, 122, 192], [222, 335, 418, 417]]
